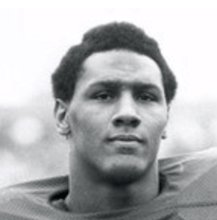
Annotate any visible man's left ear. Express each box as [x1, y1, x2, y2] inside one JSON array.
[[161, 130, 167, 140], [162, 105, 170, 140], [54, 99, 71, 136], [166, 104, 170, 120]]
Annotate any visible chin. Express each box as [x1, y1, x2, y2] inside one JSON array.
[[102, 157, 148, 186]]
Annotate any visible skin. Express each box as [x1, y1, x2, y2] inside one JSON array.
[[55, 49, 169, 213]]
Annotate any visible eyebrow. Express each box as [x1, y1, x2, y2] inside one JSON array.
[[89, 80, 163, 93]]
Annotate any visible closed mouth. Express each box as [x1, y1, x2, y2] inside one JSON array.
[[109, 135, 143, 143]]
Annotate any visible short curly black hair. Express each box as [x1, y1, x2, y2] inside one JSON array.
[[51, 22, 177, 104]]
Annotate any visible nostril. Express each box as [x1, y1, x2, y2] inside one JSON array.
[[113, 118, 123, 127], [131, 118, 140, 127], [113, 116, 141, 127]]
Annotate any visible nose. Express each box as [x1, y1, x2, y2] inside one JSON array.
[[112, 93, 141, 128]]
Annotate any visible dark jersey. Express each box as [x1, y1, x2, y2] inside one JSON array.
[[1, 148, 217, 219]]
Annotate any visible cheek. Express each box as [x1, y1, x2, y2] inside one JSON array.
[[147, 111, 168, 139], [144, 114, 167, 159], [154, 117, 167, 134], [69, 107, 109, 143]]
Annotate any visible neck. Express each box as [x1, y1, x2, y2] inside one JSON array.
[[65, 160, 159, 214]]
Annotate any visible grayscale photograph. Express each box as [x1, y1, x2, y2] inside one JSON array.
[[0, 0, 217, 219]]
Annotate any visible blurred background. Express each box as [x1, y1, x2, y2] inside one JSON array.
[[0, 0, 217, 188]]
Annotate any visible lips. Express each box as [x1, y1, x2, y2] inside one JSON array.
[[108, 134, 143, 143]]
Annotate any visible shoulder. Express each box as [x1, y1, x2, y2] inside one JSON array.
[[159, 148, 217, 195], [0, 175, 68, 200], [159, 147, 217, 181], [0, 176, 68, 219], [159, 148, 217, 218]]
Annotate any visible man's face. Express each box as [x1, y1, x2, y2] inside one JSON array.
[[61, 50, 168, 185]]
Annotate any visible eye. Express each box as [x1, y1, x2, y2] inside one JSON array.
[[92, 91, 114, 101], [137, 93, 157, 102]]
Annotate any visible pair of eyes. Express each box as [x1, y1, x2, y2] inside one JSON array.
[[90, 91, 158, 102]]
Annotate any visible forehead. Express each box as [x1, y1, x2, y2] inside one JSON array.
[[76, 50, 163, 92]]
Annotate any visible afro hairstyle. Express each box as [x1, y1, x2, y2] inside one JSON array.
[[51, 22, 177, 104]]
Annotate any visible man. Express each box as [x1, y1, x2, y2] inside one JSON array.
[[0, 22, 217, 219]]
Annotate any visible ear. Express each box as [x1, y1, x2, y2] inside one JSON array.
[[166, 104, 170, 121], [161, 104, 170, 140], [54, 99, 71, 136], [161, 130, 167, 140]]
